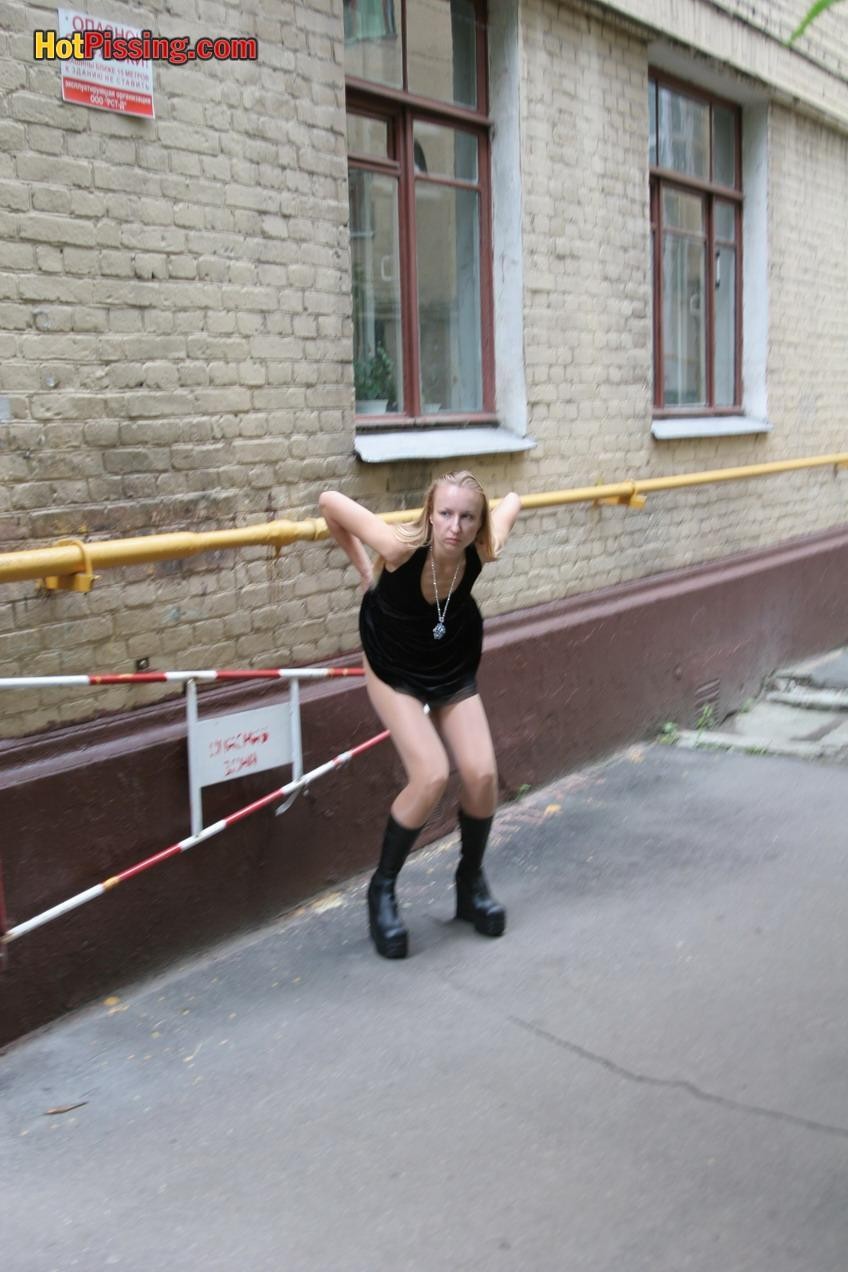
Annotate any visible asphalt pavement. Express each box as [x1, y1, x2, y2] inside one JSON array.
[[2, 702, 848, 1270]]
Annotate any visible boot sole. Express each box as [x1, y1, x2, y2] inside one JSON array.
[[369, 922, 408, 959], [456, 905, 506, 937]]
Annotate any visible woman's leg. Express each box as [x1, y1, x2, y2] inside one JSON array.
[[363, 659, 450, 827], [431, 695, 505, 937], [430, 693, 497, 817], [363, 659, 450, 958]]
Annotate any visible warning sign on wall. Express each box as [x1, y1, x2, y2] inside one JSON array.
[[58, 9, 154, 118]]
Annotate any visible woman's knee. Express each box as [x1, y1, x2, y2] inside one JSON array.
[[421, 758, 451, 806], [461, 764, 498, 809], [406, 754, 449, 808]]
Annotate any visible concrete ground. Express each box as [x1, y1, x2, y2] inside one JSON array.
[[3, 679, 848, 1270]]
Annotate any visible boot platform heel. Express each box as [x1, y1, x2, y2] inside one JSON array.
[[368, 872, 409, 959], [455, 869, 506, 937], [370, 922, 408, 959]]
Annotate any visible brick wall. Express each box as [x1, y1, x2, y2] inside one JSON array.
[[768, 104, 848, 457], [605, 0, 848, 130], [0, 0, 363, 733], [710, 0, 848, 81], [0, 0, 846, 737], [478, 0, 848, 621]]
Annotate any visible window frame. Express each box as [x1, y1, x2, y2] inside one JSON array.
[[345, 0, 496, 428], [649, 70, 744, 417]]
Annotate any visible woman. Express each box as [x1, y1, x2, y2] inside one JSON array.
[[318, 472, 522, 960]]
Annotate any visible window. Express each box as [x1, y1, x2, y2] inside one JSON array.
[[649, 74, 742, 413], [344, 0, 494, 424]]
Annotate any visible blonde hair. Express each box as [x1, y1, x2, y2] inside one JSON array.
[[375, 470, 496, 576]]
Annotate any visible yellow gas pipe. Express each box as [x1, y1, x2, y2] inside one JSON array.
[[0, 453, 845, 590]]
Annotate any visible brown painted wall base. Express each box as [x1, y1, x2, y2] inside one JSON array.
[[2, 525, 847, 1046]]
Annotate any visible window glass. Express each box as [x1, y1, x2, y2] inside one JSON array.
[[658, 87, 709, 180], [343, 0, 402, 88], [407, 0, 478, 108], [415, 183, 482, 411], [713, 105, 737, 188], [715, 199, 736, 242], [662, 188, 704, 235], [347, 114, 390, 161], [714, 245, 736, 406], [649, 80, 657, 166], [349, 169, 404, 413], [413, 121, 478, 181], [662, 234, 706, 407]]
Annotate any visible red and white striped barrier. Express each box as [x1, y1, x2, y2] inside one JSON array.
[[0, 663, 376, 953], [0, 666, 363, 689], [1, 725, 390, 946]]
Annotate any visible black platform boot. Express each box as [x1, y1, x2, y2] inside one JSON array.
[[367, 813, 422, 959], [455, 809, 506, 937]]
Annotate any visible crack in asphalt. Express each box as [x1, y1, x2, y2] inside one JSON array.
[[506, 1013, 848, 1141]]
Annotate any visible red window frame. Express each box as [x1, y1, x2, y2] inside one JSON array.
[[345, 0, 495, 426], [650, 71, 743, 416]]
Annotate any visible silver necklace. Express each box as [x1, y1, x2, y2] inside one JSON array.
[[430, 546, 462, 641]]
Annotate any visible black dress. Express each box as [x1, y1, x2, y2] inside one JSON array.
[[359, 543, 484, 708]]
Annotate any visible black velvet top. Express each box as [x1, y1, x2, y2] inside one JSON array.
[[359, 543, 484, 707]]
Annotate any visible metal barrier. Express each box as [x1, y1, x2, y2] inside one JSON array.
[[0, 665, 388, 954], [0, 666, 362, 833], [0, 452, 845, 590]]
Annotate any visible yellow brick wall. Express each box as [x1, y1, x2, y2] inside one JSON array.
[[711, 0, 848, 80], [0, 0, 846, 736]]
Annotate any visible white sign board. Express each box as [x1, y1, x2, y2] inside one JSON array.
[[190, 702, 292, 789], [59, 9, 154, 118]]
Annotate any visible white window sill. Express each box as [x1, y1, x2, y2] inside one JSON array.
[[652, 415, 772, 441], [354, 425, 536, 464]]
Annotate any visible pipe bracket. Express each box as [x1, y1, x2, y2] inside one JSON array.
[[42, 539, 98, 592], [593, 487, 647, 510]]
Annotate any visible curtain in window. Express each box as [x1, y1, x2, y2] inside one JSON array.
[[345, 0, 397, 42]]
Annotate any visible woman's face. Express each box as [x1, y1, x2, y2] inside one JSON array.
[[429, 483, 484, 555]]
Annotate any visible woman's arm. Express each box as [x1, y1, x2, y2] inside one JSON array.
[[321, 503, 374, 591], [486, 491, 522, 559], [318, 491, 408, 585]]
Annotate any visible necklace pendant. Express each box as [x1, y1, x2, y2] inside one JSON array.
[[432, 621, 446, 641]]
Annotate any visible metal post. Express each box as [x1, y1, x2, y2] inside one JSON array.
[[275, 677, 303, 816], [185, 678, 203, 838], [291, 677, 302, 784]]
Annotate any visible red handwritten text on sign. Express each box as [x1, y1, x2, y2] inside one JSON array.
[[208, 729, 270, 757], [191, 702, 292, 790]]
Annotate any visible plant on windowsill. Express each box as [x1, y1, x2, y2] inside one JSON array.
[[354, 345, 396, 415]]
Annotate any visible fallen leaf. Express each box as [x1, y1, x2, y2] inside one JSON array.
[[313, 892, 343, 913], [44, 1102, 87, 1116]]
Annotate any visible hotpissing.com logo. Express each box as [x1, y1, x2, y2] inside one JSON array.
[[34, 27, 258, 65]]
